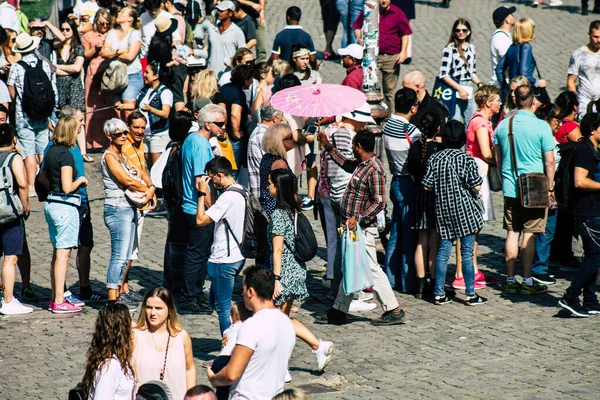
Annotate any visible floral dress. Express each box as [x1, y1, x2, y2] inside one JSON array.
[[269, 208, 309, 305], [56, 44, 85, 112]]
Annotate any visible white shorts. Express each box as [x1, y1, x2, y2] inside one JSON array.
[[144, 133, 170, 154]]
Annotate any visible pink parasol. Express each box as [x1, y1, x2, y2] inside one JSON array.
[[269, 84, 367, 117]]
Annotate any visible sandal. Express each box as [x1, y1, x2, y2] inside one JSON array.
[[83, 154, 95, 163]]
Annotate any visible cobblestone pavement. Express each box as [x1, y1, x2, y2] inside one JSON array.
[[1, 1, 600, 399]]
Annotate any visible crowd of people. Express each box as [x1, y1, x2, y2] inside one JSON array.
[[0, 0, 600, 398]]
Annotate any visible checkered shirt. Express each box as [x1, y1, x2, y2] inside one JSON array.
[[438, 43, 477, 82]]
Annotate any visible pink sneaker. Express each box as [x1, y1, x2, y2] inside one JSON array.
[[452, 277, 484, 290], [51, 301, 82, 314], [475, 270, 496, 285]]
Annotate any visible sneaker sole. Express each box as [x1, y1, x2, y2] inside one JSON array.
[[558, 299, 589, 317], [318, 344, 334, 371], [532, 277, 556, 285], [519, 288, 548, 295], [52, 308, 83, 314], [301, 206, 314, 211], [370, 317, 406, 326], [434, 301, 452, 305], [465, 300, 487, 306]]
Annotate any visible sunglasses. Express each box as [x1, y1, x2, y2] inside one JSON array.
[[61, 27, 71, 32], [283, 134, 293, 141], [98, 21, 109, 27], [209, 121, 226, 128], [111, 131, 128, 137], [455, 29, 469, 34]]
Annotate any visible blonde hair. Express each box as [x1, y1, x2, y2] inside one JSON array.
[[135, 287, 183, 337], [505, 75, 530, 112], [272, 388, 309, 400], [230, 300, 253, 324], [262, 123, 291, 159], [124, 7, 142, 30], [272, 59, 291, 77], [191, 69, 218, 99], [474, 84, 500, 108], [94, 8, 113, 31], [53, 117, 78, 147], [513, 18, 535, 44]]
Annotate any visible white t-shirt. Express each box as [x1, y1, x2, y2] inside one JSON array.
[[139, 85, 174, 135], [105, 29, 143, 75], [219, 321, 242, 356], [140, 10, 182, 57], [73, 0, 100, 24], [207, 22, 246, 76], [0, 3, 20, 33], [91, 357, 136, 400], [0, 79, 12, 105], [489, 29, 512, 86], [283, 113, 311, 179], [205, 184, 246, 263], [230, 308, 295, 400]]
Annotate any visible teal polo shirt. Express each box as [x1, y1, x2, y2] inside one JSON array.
[[493, 110, 555, 198]]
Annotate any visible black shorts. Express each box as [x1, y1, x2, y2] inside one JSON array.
[[306, 140, 316, 167], [170, 64, 187, 104], [79, 203, 94, 248], [0, 218, 24, 256]]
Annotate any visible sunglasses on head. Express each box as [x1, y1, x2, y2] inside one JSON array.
[[455, 28, 469, 34], [209, 121, 226, 128], [111, 131, 128, 137]]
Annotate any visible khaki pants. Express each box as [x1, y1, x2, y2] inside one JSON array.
[[333, 227, 400, 313], [378, 53, 400, 111]]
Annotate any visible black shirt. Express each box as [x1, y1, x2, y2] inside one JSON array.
[[212, 82, 248, 140], [43, 145, 77, 193], [406, 139, 439, 183], [572, 138, 600, 218], [410, 92, 448, 133], [235, 15, 257, 43]]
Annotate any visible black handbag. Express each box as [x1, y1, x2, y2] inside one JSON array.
[[507, 117, 549, 208]]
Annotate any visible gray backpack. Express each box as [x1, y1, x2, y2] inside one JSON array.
[[0, 152, 24, 225]]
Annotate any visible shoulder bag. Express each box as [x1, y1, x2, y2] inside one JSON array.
[[507, 117, 549, 208], [101, 31, 132, 93]]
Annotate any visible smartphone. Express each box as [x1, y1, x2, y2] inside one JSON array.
[[305, 125, 318, 135]]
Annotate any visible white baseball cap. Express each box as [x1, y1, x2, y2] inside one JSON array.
[[338, 44, 363, 60], [342, 102, 375, 123]]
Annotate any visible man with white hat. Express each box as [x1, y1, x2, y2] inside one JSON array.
[[207, 0, 246, 76], [338, 43, 364, 91], [7, 32, 57, 194]]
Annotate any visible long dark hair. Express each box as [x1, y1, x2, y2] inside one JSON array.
[[59, 18, 81, 60], [555, 91, 578, 121], [81, 304, 134, 398], [269, 168, 300, 214], [580, 113, 600, 139], [147, 35, 173, 83], [419, 112, 441, 161], [448, 18, 472, 66]]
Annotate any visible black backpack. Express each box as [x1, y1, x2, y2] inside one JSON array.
[[554, 141, 578, 208], [285, 212, 318, 263], [18, 59, 55, 121], [223, 186, 268, 259], [162, 143, 184, 209]]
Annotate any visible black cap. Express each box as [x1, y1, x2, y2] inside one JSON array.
[[186, 0, 202, 21], [492, 6, 516, 25]]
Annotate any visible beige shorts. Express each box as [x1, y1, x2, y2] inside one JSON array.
[[503, 197, 547, 233], [143, 133, 170, 154]]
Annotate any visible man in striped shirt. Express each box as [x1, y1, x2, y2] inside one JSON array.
[[319, 130, 406, 326], [382, 88, 421, 293]]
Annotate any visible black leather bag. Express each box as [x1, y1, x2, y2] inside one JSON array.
[[507, 117, 548, 208]]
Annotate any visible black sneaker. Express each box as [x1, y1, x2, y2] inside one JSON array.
[[558, 297, 589, 317], [465, 294, 488, 306], [370, 308, 406, 326], [123, 290, 144, 303], [434, 295, 453, 305], [532, 274, 556, 285], [301, 196, 314, 211], [178, 302, 213, 315], [79, 290, 108, 303], [116, 294, 138, 311], [315, 308, 348, 325], [585, 302, 600, 315]]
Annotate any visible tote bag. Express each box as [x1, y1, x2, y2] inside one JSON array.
[[342, 225, 374, 295]]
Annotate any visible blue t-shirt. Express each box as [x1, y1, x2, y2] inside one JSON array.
[[272, 26, 316, 62], [181, 131, 214, 215], [42, 143, 88, 203], [493, 110, 555, 198]]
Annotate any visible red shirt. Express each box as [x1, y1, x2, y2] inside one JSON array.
[[554, 119, 579, 144], [466, 112, 492, 161], [353, 5, 412, 55], [341, 65, 363, 91]]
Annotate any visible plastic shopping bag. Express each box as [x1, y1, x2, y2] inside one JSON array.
[[342, 225, 374, 295]]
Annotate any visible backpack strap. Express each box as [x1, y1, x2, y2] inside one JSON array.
[[222, 185, 247, 256]]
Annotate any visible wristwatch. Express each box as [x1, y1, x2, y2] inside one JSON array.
[[274, 275, 281, 281], [197, 191, 206, 198]]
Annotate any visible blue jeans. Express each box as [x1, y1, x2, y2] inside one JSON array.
[[435, 234, 476, 297], [565, 217, 600, 306], [453, 81, 477, 124], [532, 208, 557, 276], [208, 260, 245, 335], [104, 205, 136, 289], [384, 176, 416, 292], [336, 0, 363, 48]]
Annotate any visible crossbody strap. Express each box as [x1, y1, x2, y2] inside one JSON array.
[[507, 116, 519, 178], [223, 186, 246, 256]]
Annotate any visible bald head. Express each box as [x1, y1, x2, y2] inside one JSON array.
[[402, 71, 427, 100]]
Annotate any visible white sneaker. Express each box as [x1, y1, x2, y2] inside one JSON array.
[[285, 370, 292, 383], [549, 0, 563, 5], [356, 291, 374, 302], [313, 340, 333, 371], [349, 299, 377, 312], [0, 298, 33, 315]]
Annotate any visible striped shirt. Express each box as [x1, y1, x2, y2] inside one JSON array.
[[422, 149, 484, 240], [328, 149, 386, 228], [383, 114, 422, 176], [247, 123, 267, 198], [327, 127, 355, 203]]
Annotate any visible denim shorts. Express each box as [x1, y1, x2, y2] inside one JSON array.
[[45, 201, 80, 249], [119, 71, 144, 102], [17, 117, 50, 157]]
